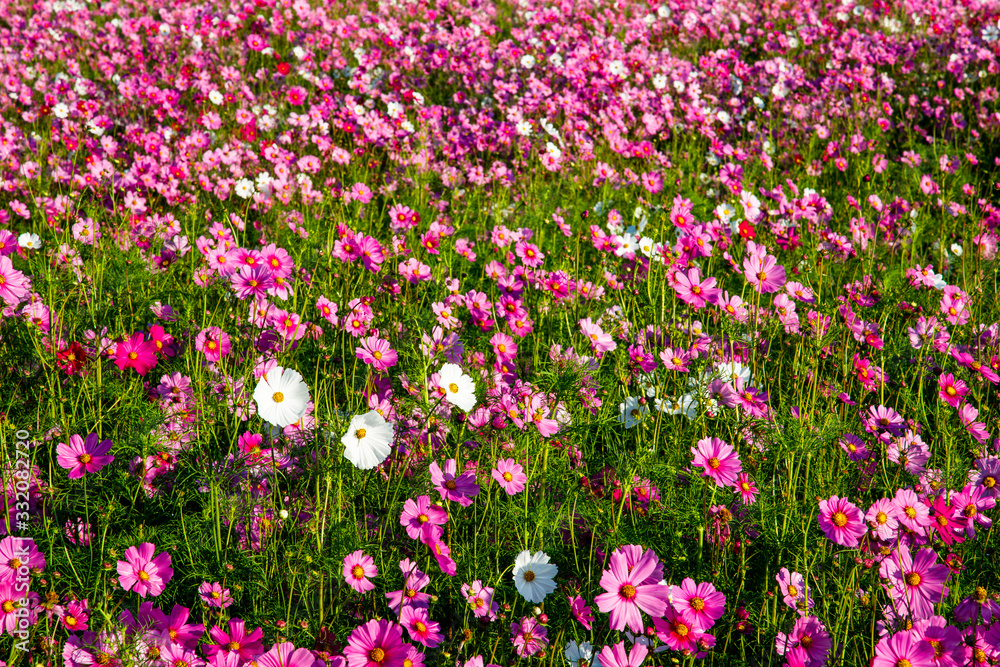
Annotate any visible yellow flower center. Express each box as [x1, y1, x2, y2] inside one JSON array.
[[787, 584, 798, 597], [138, 570, 150, 581], [369, 648, 385, 664], [905, 572, 921, 586], [356, 428, 366, 439], [691, 597, 705, 610], [620, 584, 636, 599], [708, 457, 721, 469], [503, 472, 513, 482], [448, 383, 459, 393], [79, 454, 92, 464], [352, 565, 365, 579], [522, 570, 535, 582], [832, 512, 848, 527], [273, 392, 284, 403]]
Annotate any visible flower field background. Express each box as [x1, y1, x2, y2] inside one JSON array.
[[1, 0, 1000, 664]]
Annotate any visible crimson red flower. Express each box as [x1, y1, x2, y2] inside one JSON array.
[[56, 342, 87, 375]]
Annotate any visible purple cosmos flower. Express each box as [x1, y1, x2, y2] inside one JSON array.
[[429, 459, 480, 507]]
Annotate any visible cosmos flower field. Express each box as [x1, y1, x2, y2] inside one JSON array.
[[2, 0, 1000, 664]]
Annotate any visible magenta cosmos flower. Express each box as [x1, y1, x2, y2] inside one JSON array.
[[0, 256, 30, 305], [691, 437, 742, 488], [114, 332, 158, 376], [937, 373, 969, 408], [399, 496, 448, 541], [671, 578, 726, 631], [56, 433, 114, 479], [568, 595, 595, 630], [343, 550, 378, 593], [116, 543, 173, 598], [879, 545, 950, 620], [673, 267, 720, 310], [195, 326, 231, 363], [817, 496, 867, 548], [343, 619, 410, 667], [198, 582, 233, 609], [871, 632, 935, 667], [492, 459, 527, 495], [203, 619, 264, 661], [594, 545, 670, 632], [429, 459, 480, 507]]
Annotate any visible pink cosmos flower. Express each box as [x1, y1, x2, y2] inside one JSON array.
[[673, 267, 720, 310], [743, 251, 786, 293], [256, 642, 317, 667], [116, 543, 173, 598], [579, 317, 617, 355], [594, 545, 670, 632], [691, 437, 742, 488], [774, 616, 831, 666], [356, 336, 398, 372], [194, 326, 231, 363], [653, 607, 700, 654], [399, 496, 448, 541], [386, 559, 431, 615], [879, 545, 950, 620], [343, 550, 378, 593], [166, 604, 206, 649], [203, 619, 264, 662], [598, 641, 648, 667], [568, 595, 594, 630], [0, 256, 30, 305], [56, 433, 114, 479], [510, 616, 548, 657], [489, 332, 517, 361], [872, 632, 935, 667], [0, 536, 45, 585], [491, 459, 527, 495], [937, 373, 969, 408], [891, 488, 933, 532], [865, 498, 900, 542], [462, 581, 498, 620], [114, 332, 159, 376], [429, 459, 480, 506], [344, 619, 409, 667], [198, 582, 234, 609], [817, 495, 867, 548], [670, 578, 726, 631], [776, 568, 812, 614], [399, 606, 443, 648]]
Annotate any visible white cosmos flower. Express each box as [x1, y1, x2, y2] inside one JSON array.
[[253, 366, 310, 427], [341, 409, 395, 470], [208, 90, 223, 105], [438, 363, 477, 412], [18, 233, 41, 250], [565, 640, 598, 667], [520, 54, 536, 68], [234, 178, 255, 199], [53, 103, 69, 119], [618, 396, 647, 428], [512, 550, 557, 603]]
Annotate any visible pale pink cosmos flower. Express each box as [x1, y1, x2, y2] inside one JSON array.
[[579, 317, 616, 355], [743, 251, 786, 293], [491, 459, 527, 495], [0, 256, 30, 305]]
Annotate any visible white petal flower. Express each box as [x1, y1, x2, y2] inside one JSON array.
[[512, 550, 557, 603], [341, 410, 395, 470], [438, 363, 477, 412], [252, 366, 310, 427]]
